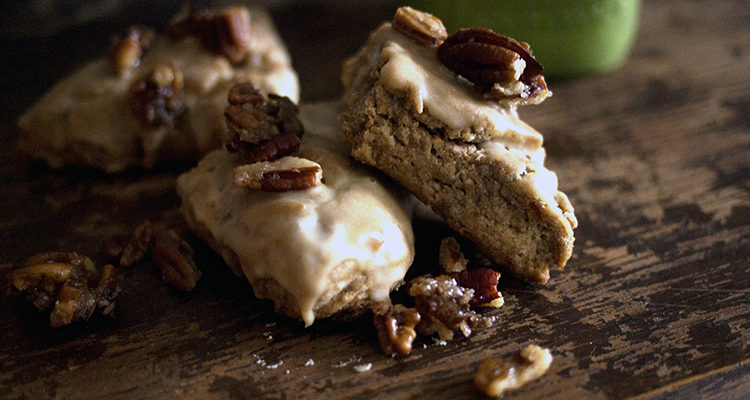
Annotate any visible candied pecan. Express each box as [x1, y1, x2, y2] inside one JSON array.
[[151, 229, 201, 291], [169, 6, 252, 63], [437, 28, 549, 104], [131, 64, 184, 127], [110, 25, 153, 75], [392, 6, 447, 47], [456, 267, 501, 307], [228, 82, 266, 105], [224, 83, 304, 163], [372, 302, 421, 355], [49, 271, 98, 328], [474, 345, 553, 397], [8, 252, 123, 327], [225, 85, 303, 144], [230, 132, 301, 164], [118, 220, 153, 267], [439, 237, 468, 273], [409, 274, 493, 341], [234, 156, 322, 192]]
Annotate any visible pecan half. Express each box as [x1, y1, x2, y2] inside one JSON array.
[[109, 25, 153, 75], [392, 6, 447, 47], [234, 156, 322, 192], [151, 230, 201, 292], [437, 28, 549, 105], [474, 345, 553, 397], [373, 301, 421, 355], [225, 83, 304, 163], [169, 6, 252, 63], [131, 64, 184, 127]]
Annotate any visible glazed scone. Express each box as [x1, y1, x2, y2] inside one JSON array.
[[340, 11, 576, 283], [177, 102, 414, 326], [18, 6, 299, 172]]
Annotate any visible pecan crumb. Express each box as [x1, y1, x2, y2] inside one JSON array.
[[110, 25, 153, 75], [456, 267, 502, 307], [151, 229, 201, 292], [437, 28, 550, 106], [168, 6, 252, 63], [392, 6, 447, 47], [439, 237, 468, 273], [7, 252, 122, 327], [234, 156, 322, 192], [131, 64, 184, 127], [372, 301, 421, 355], [224, 83, 304, 164], [474, 345, 553, 397], [118, 220, 153, 267]]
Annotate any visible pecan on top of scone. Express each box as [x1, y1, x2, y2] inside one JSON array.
[[341, 7, 576, 284], [178, 85, 415, 326], [18, 5, 298, 172]]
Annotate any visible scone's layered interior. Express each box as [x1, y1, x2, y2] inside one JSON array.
[[341, 22, 576, 283], [18, 8, 298, 173], [178, 102, 414, 326]]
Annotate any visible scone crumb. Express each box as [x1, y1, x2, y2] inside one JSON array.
[[353, 363, 372, 373], [474, 345, 553, 397]]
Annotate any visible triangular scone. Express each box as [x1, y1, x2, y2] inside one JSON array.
[[340, 17, 576, 284], [178, 102, 414, 326], [18, 6, 298, 172]]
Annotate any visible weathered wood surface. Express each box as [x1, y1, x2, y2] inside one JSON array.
[[1, 0, 749, 399]]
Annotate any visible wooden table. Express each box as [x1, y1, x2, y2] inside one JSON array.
[[1, 0, 749, 398]]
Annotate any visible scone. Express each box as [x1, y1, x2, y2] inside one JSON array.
[[340, 8, 576, 284], [18, 6, 299, 172], [177, 100, 414, 326]]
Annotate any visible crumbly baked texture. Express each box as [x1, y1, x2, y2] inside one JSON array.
[[341, 23, 576, 283], [177, 102, 414, 325], [18, 8, 298, 173]]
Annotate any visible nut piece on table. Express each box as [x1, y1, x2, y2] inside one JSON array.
[[151, 229, 201, 292], [439, 236, 468, 273], [474, 345, 553, 397], [437, 28, 550, 106], [225, 82, 304, 163], [233, 156, 322, 192], [96, 264, 121, 316], [372, 301, 421, 355], [131, 64, 184, 128], [455, 267, 502, 307], [109, 25, 153, 75], [117, 219, 154, 267], [409, 274, 493, 341], [7, 252, 121, 327], [392, 6, 447, 47]]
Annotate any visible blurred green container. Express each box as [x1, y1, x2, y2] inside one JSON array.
[[409, 0, 642, 78]]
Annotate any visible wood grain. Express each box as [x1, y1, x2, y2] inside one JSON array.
[[1, 0, 749, 399]]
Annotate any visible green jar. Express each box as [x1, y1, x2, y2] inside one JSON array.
[[409, 0, 642, 78]]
